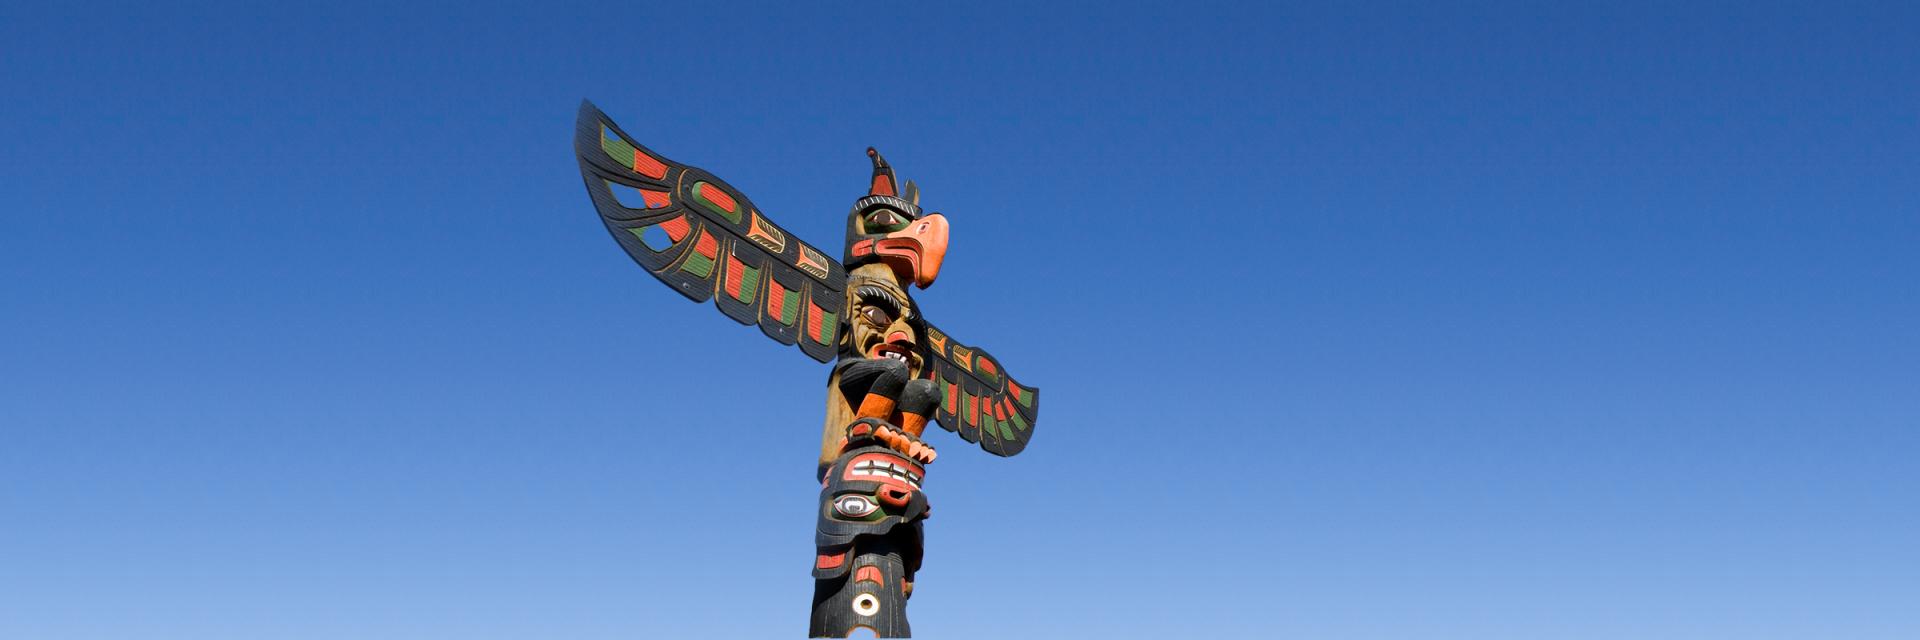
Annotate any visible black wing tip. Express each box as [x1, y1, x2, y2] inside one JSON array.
[[577, 100, 604, 129]]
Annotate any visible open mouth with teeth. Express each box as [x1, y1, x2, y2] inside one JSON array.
[[842, 452, 924, 491], [868, 341, 917, 367], [856, 318, 922, 376], [846, 270, 924, 377]]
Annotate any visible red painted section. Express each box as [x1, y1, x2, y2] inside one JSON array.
[[946, 383, 959, 413], [871, 238, 921, 286], [695, 228, 718, 258], [1007, 383, 1022, 402], [724, 255, 746, 298], [854, 566, 885, 586], [632, 150, 667, 179], [697, 183, 737, 213], [870, 175, 895, 196], [641, 189, 671, 209], [878, 486, 912, 508], [807, 301, 825, 342], [817, 552, 846, 570], [850, 239, 874, 257], [766, 282, 786, 317], [977, 358, 998, 376], [660, 216, 691, 242]]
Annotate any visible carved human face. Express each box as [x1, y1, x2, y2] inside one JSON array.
[[845, 269, 923, 378]]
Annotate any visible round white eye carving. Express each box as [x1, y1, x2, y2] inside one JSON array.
[[852, 593, 880, 616], [833, 495, 877, 518]]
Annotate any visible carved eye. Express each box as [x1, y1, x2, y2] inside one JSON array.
[[863, 209, 910, 234], [854, 284, 910, 325], [833, 494, 877, 518]]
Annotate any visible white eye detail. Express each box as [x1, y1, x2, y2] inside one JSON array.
[[834, 495, 877, 518], [852, 593, 880, 616]]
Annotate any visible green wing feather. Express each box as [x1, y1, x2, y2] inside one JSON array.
[[575, 101, 848, 363]]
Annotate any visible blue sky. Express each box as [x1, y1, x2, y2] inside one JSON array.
[[2, 1, 1915, 638]]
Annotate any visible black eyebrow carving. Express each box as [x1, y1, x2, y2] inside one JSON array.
[[855, 284, 912, 320]]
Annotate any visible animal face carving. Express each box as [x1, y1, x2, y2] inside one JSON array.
[[844, 148, 949, 289]]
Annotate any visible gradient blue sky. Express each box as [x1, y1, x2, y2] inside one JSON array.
[[3, 2, 1916, 638]]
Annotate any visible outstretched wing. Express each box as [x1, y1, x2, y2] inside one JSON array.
[[920, 322, 1040, 456], [575, 101, 848, 363]]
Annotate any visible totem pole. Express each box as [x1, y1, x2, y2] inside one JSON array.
[[573, 102, 1040, 638]]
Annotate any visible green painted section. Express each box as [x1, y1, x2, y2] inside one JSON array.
[[998, 421, 1017, 441], [735, 263, 760, 303], [1011, 411, 1028, 431], [1018, 387, 1035, 408], [814, 310, 838, 345], [691, 182, 742, 224], [779, 287, 801, 324], [975, 356, 1000, 384], [680, 244, 714, 278], [863, 217, 911, 235], [601, 127, 637, 166]]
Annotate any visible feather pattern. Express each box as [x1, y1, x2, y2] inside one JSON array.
[[920, 322, 1040, 456], [575, 101, 847, 362]]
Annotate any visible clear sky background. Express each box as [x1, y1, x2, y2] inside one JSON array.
[[3, 2, 1915, 638]]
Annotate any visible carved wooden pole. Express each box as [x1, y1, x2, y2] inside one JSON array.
[[810, 264, 941, 637], [574, 103, 1039, 638]]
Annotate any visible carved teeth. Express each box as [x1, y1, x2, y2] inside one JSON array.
[[852, 459, 922, 488], [871, 343, 912, 363]]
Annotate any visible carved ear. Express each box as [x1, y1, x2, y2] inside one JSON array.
[[903, 180, 919, 207]]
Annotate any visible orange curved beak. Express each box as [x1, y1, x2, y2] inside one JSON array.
[[874, 213, 949, 288]]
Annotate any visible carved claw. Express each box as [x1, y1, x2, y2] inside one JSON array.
[[844, 417, 938, 464]]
